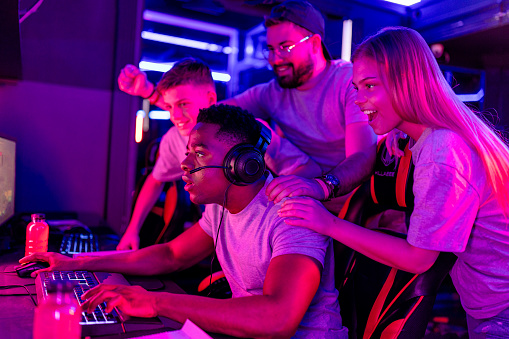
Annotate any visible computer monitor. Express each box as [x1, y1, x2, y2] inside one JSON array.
[[0, 133, 16, 227]]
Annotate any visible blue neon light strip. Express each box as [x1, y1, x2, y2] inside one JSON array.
[[139, 61, 231, 82], [385, 0, 420, 5], [149, 110, 171, 120], [143, 10, 237, 36], [457, 89, 484, 102], [142, 31, 233, 54]]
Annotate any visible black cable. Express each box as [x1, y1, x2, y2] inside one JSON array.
[[0, 284, 38, 306], [0, 271, 17, 274], [207, 181, 235, 297]]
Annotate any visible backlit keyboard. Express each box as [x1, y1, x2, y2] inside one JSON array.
[[60, 233, 99, 254], [38, 270, 119, 325]]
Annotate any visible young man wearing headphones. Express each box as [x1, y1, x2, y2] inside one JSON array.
[[21, 104, 347, 338]]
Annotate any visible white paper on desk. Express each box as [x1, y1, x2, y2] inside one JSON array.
[[131, 319, 213, 339]]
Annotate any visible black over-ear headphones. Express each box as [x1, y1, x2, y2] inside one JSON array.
[[223, 121, 271, 186], [189, 121, 271, 185]]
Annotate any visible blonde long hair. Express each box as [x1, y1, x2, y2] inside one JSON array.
[[352, 26, 509, 213]]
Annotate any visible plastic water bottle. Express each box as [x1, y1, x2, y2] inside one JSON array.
[[25, 213, 49, 256], [33, 280, 82, 339]]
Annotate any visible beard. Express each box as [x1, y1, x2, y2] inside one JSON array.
[[274, 57, 314, 89]]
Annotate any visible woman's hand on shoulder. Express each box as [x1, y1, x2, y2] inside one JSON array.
[[277, 196, 336, 236]]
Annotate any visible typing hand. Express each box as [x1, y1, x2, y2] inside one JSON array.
[[278, 197, 336, 236], [385, 129, 406, 157], [19, 252, 74, 277], [81, 284, 157, 318], [116, 230, 140, 251], [266, 175, 324, 203], [117, 64, 154, 98]]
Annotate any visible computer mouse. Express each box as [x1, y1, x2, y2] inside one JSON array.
[[15, 261, 50, 278]]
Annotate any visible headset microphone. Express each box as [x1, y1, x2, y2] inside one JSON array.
[[189, 165, 229, 174]]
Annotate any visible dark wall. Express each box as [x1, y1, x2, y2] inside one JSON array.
[[20, 1, 115, 89], [484, 54, 509, 131], [0, 0, 144, 232], [0, 0, 22, 81]]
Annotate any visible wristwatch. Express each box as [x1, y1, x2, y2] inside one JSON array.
[[321, 174, 340, 201]]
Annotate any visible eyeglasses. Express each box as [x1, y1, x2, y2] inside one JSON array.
[[262, 35, 313, 60]]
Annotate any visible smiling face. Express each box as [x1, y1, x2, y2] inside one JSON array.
[[266, 22, 315, 89], [353, 56, 427, 141], [161, 84, 216, 136], [352, 57, 403, 136], [180, 122, 233, 205]]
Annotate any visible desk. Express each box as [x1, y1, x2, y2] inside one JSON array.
[[0, 245, 232, 339]]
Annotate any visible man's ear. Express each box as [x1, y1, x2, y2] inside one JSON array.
[[311, 34, 322, 55], [207, 90, 217, 106]]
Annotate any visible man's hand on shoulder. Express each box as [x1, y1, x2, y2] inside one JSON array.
[[266, 175, 325, 203]]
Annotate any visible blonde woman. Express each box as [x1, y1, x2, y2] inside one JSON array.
[[278, 27, 509, 338]]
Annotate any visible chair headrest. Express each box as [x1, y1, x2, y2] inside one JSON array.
[[370, 136, 415, 210]]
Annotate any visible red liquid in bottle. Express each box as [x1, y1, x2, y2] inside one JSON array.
[[25, 213, 49, 256]]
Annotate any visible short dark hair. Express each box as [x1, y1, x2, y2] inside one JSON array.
[[197, 104, 260, 147], [156, 57, 214, 92]]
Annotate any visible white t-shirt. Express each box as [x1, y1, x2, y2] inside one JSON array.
[[199, 174, 347, 338]]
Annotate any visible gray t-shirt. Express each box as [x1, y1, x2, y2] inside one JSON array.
[[408, 128, 509, 319], [200, 174, 347, 338], [152, 127, 188, 182], [234, 60, 366, 173]]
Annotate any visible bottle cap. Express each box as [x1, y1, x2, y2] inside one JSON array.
[[31, 213, 46, 220]]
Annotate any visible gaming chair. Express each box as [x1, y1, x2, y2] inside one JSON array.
[[336, 136, 457, 339]]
